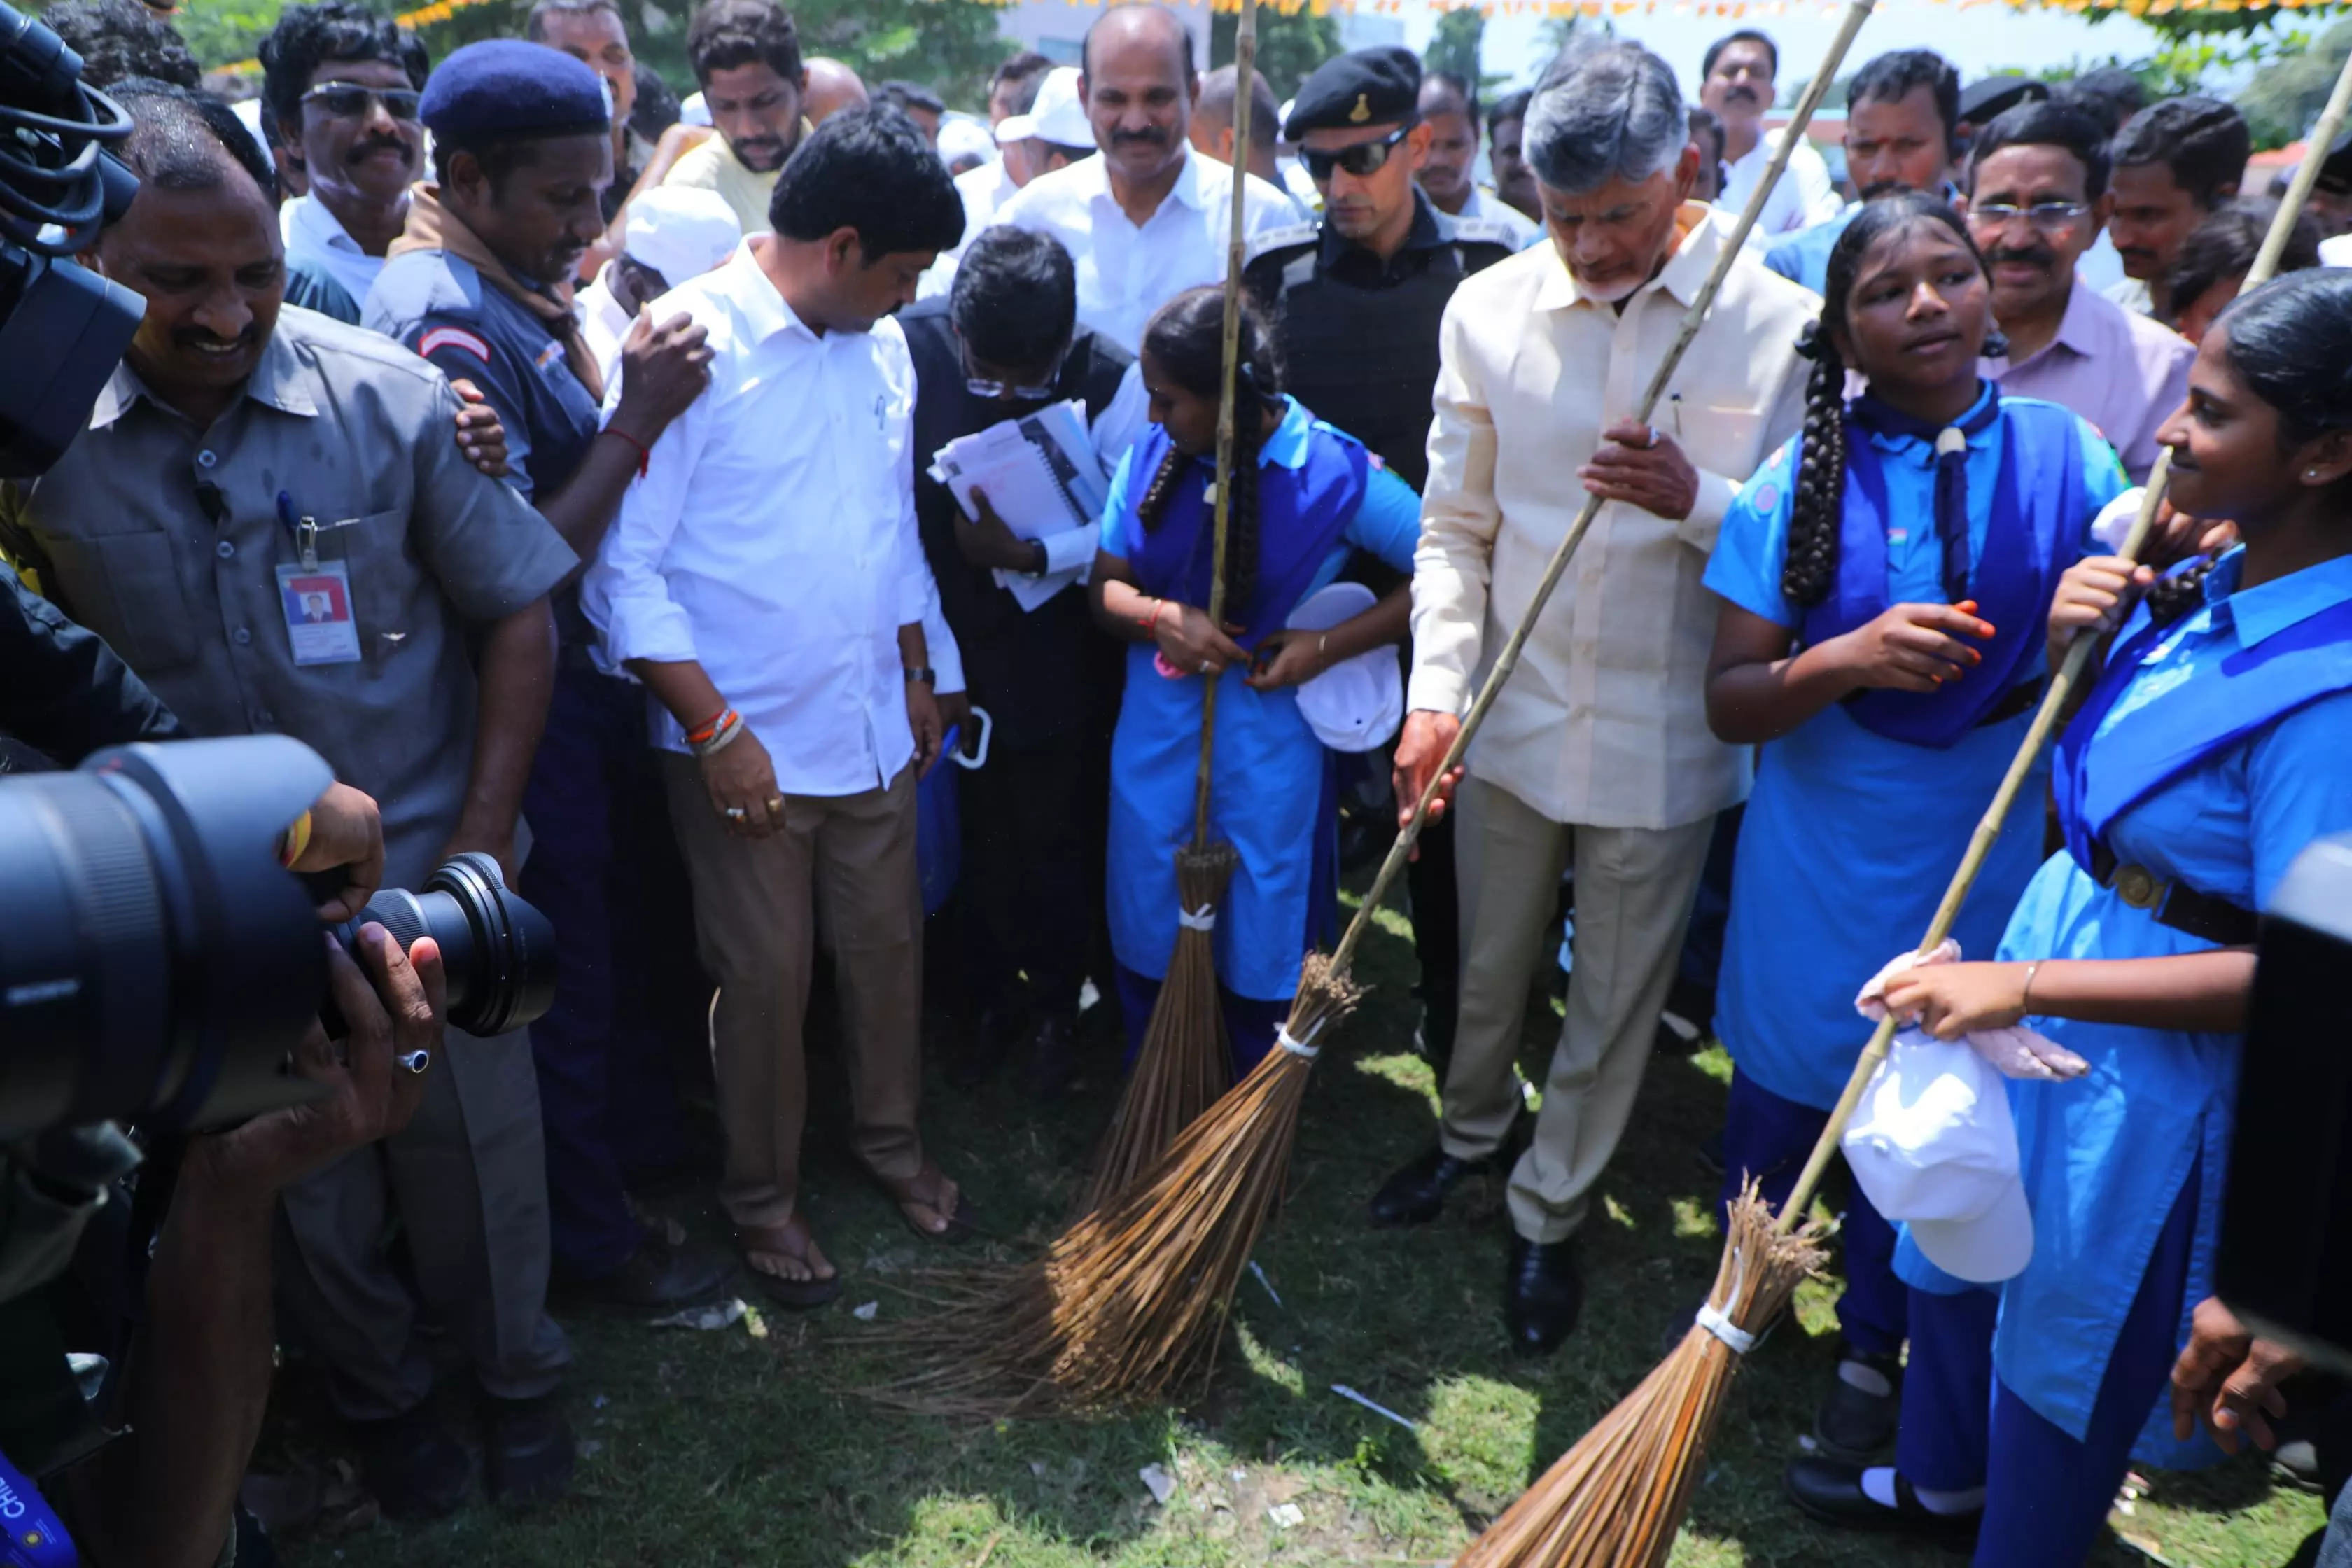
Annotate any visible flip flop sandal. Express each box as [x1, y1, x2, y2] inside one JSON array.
[[736, 1224, 841, 1310], [889, 1170, 978, 1246]]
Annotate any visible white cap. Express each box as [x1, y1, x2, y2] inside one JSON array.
[[938, 114, 997, 168], [1842, 1029, 2034, 1283], [1287, 582, 1402, 753], [621, 186, 741, 284], [996, 66, 1088, 149]]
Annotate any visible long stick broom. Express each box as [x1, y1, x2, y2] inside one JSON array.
[[1453, 48, 2352, 1568], [1078, 0, 1265, 1216], [874, 11, 1873, 1418]]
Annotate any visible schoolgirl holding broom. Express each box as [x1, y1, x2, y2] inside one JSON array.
[[1700, 192, 2128, 1462], [1091, 287, 1423, 1075], [1788, 267, 2352, 1563]]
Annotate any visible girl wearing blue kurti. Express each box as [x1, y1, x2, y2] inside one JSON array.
[[1091, 288, 1423, 1074], [1789, 269, 2352, 1564], [1703, 196, 2127, 1461]]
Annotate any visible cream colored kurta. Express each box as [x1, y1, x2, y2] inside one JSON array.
[[1408, 202, 1816, 831]]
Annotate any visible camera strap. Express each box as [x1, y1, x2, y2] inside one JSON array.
[[0, 1447, 76, 1566]]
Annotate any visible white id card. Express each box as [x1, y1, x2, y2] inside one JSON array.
[[276, 560, 363, 666]]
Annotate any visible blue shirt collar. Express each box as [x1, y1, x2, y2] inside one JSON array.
[[2203, 547, 2352, 649], [1854, 382, 1996, 458], [1259, 395, 1313, 470]]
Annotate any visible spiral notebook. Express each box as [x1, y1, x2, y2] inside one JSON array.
[[928, 399, 1109, 612]]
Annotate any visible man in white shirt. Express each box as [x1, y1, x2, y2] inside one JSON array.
[[578, 185, 741, 386], [991, 4, 1294, 352], [916, 64, 1092, 300], [1698, 29, 1841, 241], [584, 108, 971, 1306], [258, 1, 428, 321], [1383, 43, 1812, 1357], [1415, 71, 1540, 251]]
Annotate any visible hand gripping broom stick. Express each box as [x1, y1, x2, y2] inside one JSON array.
[[1453, 46, 2352, 1568], [1080, 0, 1260, 1211]]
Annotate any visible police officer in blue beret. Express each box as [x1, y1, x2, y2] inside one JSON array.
[[1241, 45, 1516, 1085], [365, 38, 734, 1354]]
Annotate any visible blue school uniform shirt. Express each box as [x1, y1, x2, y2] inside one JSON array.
[[1763, 204, 1858, 296], [1100, 397, 1422, 1000], [1702, 391, 2124, 1110]]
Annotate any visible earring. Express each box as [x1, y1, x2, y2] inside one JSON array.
[[2309, 470, 2324, 481]]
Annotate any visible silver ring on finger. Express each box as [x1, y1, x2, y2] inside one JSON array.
[[398, 1049, 432, 1075], [725, 805, 748, 822]]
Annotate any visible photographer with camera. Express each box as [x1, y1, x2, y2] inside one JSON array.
[[0, 83, 580, 1516]]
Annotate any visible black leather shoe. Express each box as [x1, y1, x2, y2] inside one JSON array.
[[1369, 1144, 1501, 1227], [350, 1404, 470, 1521], [1814, 1343, 1903, 1462], [482, 1392, 575, 1507], [1785, 1457, 1979, 1543], [1503, 1236, 1583, 1357], [575, 1235, 735, 1315]]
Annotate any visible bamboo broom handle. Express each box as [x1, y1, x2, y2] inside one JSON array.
[[1188, 0, 1261, 845], [1771, 46, 2352, 1235], [1326, 0, 1881, 977]]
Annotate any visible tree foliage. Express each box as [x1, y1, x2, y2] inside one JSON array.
[[1424, 8, 1503, 96], [1208, 4, 1340, 102], [2238, 18, 2352, 148]]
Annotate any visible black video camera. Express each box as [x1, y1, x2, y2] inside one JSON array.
[[2215, 832, 2352, 1374], [0, 736, 558, 1140]]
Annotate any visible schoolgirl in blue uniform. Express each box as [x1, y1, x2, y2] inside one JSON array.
[[1702, 194, 2127, 1457], [1091, 288, 1424, 1074], [1788, 267, 2352, 1563]]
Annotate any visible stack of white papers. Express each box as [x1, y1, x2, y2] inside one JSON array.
[[928, 400, 1110, 612]]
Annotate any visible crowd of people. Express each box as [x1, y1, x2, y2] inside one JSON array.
[[9, 0, 2352, 1561]]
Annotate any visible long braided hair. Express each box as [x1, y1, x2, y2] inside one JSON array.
[[1135, 286, 1283, 621], [1781, 192, 2004, 608]]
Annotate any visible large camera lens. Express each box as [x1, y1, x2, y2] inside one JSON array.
[[326, 852, 556, 1038], [0, 737, 333, 1140]]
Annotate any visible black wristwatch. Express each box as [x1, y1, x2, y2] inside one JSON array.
[[903, 666, 936, 686]]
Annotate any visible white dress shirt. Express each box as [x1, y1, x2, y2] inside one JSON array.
[[284, 195, 390, 313], [1454, 186, 1543, 251], [584, 242, 960, 797], [1410, 204, 1813, 831], [990, 146, 1296, 352], [916, 158, 1023, 301], [1714, 129, 1843, 241], [577, 262, 635, 390]]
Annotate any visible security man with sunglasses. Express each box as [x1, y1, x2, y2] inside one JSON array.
[[1241, 46, 1516, 1070]]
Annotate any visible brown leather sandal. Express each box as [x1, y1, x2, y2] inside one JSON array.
[[883, 1163, 975, 1246]]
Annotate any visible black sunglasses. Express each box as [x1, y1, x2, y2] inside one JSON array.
[[1299, 125, 1411, 183]]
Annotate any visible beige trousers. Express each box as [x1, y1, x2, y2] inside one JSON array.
[[1441, 775, 1716, 1244], [662, 756, 926, 1231]]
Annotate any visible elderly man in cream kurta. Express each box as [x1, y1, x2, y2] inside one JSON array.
[[1382, 42, 1814, 1357]]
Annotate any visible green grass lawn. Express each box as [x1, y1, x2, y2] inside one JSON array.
[[270, 883, 2326, 1567]]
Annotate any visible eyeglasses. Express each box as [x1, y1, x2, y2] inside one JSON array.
[[1299, 125, 1412, 183], [300, 81, 423, 122], [1966, 200, 2091, 234], [959, 338, 1065, 402]]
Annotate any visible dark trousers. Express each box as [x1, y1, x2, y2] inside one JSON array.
[[520, 666, 698, 1280], [1115, 963, 1294, 1079], [958, 729, 1093, 1028], [1718, 1068, 1905, 1357], [1901, 1160, 2202, 1568], [1407, 811, 1460, 1007]]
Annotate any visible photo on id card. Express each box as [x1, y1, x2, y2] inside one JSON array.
[[276, 560, 362, 666]]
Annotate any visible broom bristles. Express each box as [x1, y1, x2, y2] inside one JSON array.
[[1455, 1185, 1828, 1568], [874, 955, 1364, 1417], [1084, 841, 1240, 1214]]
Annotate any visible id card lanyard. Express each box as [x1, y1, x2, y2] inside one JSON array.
[[0, 1448, 78, 1567]]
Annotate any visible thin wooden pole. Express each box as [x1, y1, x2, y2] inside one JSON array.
[[1189, 0, 1259, 845], [1770, 41, 2352, 1234], [1326, 0, 1881, 977]]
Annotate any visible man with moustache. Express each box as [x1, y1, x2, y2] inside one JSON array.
[[259, 1, 429, 323], [2102, 97, 2250, 320], [1415, 70, 1538, 250], [991, 3, 1293, 353], [1384, 41, 1812, 1354], [664, 0, 808, 237], [1698, 28, 1840, 240], [1484, 88, 1540, 221], [367, 43, 734, 1329], [1765, 50, 1962, 295], [1238, 49, 1516, 1074], [1963, 100, 2192, 483], [528, 0, 657, 222]]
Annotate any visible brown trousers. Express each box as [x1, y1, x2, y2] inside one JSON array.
[[662, 755, 926, 1231]]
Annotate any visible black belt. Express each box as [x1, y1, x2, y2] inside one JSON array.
[[2089, 844, 2260, 946], [1977, 677, 2043, 728]]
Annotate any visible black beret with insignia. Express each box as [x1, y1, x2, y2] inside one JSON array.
[[1284, 46, 1420, 140]]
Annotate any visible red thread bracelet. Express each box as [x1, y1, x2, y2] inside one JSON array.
[[603, 425, 651, 477], [686, 707, 735, 746]]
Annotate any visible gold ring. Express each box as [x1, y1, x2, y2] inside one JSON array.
[[765, 795, 785, 813]]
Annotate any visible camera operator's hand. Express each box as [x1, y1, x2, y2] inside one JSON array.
[[186, 925, 445, 1200], [291, 781, 385, 922]]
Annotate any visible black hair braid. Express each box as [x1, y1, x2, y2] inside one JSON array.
[[2141, 550, 2220, 629], [1135, 444, 1188, 534], [1782, 330, 1848, 608], [1222, 382, 1265, 623]]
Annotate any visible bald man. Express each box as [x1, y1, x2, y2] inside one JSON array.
[[1189, 63, 1288, 195], [804, 55, 867, 123]]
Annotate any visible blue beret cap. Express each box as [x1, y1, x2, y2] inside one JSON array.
[[420, 39, 609, 144]]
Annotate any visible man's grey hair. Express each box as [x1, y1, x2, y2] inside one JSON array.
[[1522, 41, 1688, 196]]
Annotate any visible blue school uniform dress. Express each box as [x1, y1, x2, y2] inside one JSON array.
[[1894, 548, 2352, 1568], [1703, 386, 2124, 1357], [1101, 396, 1422, 1072]]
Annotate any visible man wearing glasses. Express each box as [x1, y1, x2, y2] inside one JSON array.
[[1241, 47, 1517, 1072], [1966, 100, 2192, 484], [901, 225, 1147, 1094], [258, 1, 430, 323]]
